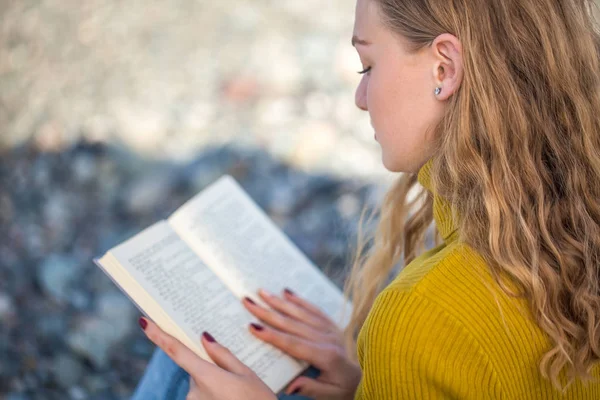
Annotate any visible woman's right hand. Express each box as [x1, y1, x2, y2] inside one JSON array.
[[242, 288, 361, 400]]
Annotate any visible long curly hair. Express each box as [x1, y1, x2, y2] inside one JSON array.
[[342, 0, 600, 391]]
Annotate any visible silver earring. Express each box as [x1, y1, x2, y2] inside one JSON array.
[[434, 87, 442, 96]]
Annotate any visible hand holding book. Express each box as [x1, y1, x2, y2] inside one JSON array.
[[138, 316, 278, 400], [243, 288, 362, 399], [138, 287, 361, 400]]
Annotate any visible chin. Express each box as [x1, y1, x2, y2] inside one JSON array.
[[381, 153, 420, 173], [381, 153, 404, 173]]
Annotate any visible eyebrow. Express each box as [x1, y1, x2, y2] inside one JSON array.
[[351, 35, 371, 47]]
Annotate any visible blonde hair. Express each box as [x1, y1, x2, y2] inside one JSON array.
[[343, 0, 600, 391]]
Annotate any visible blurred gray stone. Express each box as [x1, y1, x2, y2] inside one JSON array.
[[53, 354, 84, 387], [6, 394, 30, 400], [69, 289, 93, 312], [37, 255, 79, 304], [0, 293, 15, 321], [98, 292, 135, 320], [37, 313, 68, 340], [73, 152, 98, 184], [67, 315, 131, 368], [123, 171, 174, 214], [68, 386, 87, 400]]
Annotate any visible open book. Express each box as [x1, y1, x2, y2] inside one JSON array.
[[94, 175, 353, 394]]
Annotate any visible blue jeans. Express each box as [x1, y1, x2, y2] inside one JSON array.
[[131, 348, 320, 400]]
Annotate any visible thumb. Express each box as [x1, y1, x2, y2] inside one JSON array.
[[285, 376, 343, 399], [201, 331, 253, 376]]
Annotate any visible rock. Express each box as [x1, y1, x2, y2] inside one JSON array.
[[221, 75, 260, 104], [37, 255, 79, 305], [336, 193, 362, 219], [53, 354, 84, 387], [97, 292, 137, 327], [292, 121, 339, 167], [72, 152, 98, 184], [69, 289, 93, 312], [36, 313, 68, 343], [68, 386, 87, 400], [5, 393, 30, 400], [0, 293, 15, 321], [82, 374, 110, 393], [34, 120, 67, 152], [122, 170, 174, 214], [67, 316, 131, 368], [266, 181, 298, 216]]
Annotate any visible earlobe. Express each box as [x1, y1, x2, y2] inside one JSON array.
[[431, 33, 463, 100]]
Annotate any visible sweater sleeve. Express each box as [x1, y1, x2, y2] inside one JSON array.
[[355, 288, 503, 400]]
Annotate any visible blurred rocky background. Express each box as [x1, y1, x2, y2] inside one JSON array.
[[0, 0, 396, 399]]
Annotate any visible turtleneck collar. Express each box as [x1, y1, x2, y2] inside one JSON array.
[[417, 158, 459, 244]]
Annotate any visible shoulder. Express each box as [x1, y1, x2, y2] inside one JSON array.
[[357, 285, 504, 399], [386, 240, 523, 333], [355, 242, 512, 399], [355, 241, 533, 399], [388, 240, 486, 292]]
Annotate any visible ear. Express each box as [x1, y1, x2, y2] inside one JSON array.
[[431, 33, 463, 100]]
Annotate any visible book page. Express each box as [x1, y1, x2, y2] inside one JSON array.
[[103, 221, 305, 392], [168, 176, 352, 329]]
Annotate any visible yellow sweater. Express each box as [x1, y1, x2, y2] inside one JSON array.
[[354, 160, 600, 399]]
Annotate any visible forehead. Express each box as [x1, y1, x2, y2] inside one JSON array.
[[354, 0, 380, 32]]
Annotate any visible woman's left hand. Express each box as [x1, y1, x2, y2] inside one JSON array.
[[139, 317, 277, 400]]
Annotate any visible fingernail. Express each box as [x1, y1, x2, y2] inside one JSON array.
[[284, 288, 295, 296], [202, 332, 216, 343], [138, 317, 147, 331], [244, 296, 256, 305], [291, 388, 301, 394], [260, 289, 272, 297], [250, 323, 264, 331]]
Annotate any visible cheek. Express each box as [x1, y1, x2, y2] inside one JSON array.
[[369, 68, 438, 171], [368, 71, 422, 138]]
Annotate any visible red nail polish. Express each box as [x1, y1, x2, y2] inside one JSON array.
[[284, 288, 295, 296], [250, 323, 264, 331], [138, 317, 147, 331], [202, 332, 216, 343], [291, 388, 301, 394], [244, 296, 256, 305]]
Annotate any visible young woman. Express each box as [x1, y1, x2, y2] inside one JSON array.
[[132, 0, 600, 398]]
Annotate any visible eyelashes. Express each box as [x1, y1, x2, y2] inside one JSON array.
[[357, 66, 372, 75]]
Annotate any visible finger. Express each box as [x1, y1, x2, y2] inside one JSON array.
[[258, 289, 334, 331], [248, 322, 340, 371], [283, 288, 341, 330], [242, 297, 333, 343], [282, 288, 340, 327], [140, 317, 220, 379], [200, 331, 253, 376], [285, 376, 342, 398]]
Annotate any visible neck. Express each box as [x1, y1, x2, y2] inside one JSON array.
[[417, 159, 459, 243]]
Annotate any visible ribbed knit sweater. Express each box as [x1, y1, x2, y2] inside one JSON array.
[[354, 159, 600, 399]]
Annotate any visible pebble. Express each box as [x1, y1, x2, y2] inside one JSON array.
[[0, 293, 15, 321], [37, 255, 79, 305], [53, 355, 84, 387], [6, 394, 29, 400], [69, 386, 88, 400], [67, 315, 129, 368]]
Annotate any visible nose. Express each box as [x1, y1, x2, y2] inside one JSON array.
[[355, 75, 368, 111]]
